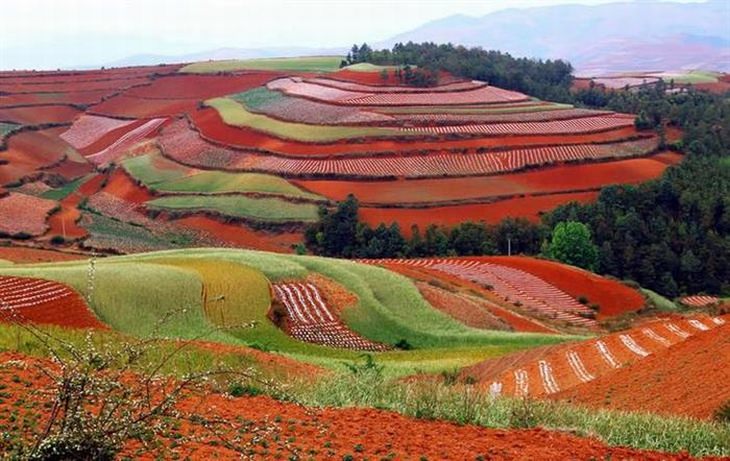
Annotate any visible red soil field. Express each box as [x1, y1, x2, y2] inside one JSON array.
[[46, 174, 106, 240], [123, 73, 280, 100], [295, 154, 680, 205], [0, 65, 180, 83], [359, 191, 599, 235], [465, 315, 724, 401], [0, 77, 150, 94], [191, 106, 645, 157], [0, 105, 81, 125], [77, 118, 149, 155], [0, 128, 74, 185], [0, 193, 57, 236], [553, 319, 730, 420], [481, 256, 646, 318], [43, 157, 94, 182], [89, 94, 198, 118], [0, 90, 117, 107], [416, 281, 511, 330], [694, 81, 730, 94], [0, 275, 106, 329], [0, 246, 86, 263], [174, 215, 301, 253], [652, 150, 684, 165], [102, 169, 154, 204], [0, 352, 702, 461]]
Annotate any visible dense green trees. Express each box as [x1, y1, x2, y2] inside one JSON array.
[[544, 156, 730, 296], [304, 197, 547, 260], [545, 221, 598, 270]]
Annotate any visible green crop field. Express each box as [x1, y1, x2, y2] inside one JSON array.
[[650, 70, 720, 84], [377, 102, 573, 115], [0, 249, 574, 374], [0, 122, 20, 142], [41, 174, 94, 200], [146, 195, 320, 223], [0, 122, 19, 135], [81, 212, 194, 253], [179, 56, 344, 73], [341, 63, 406, 72], [123, 151, 324, 201], [206, 96, 405, 142]]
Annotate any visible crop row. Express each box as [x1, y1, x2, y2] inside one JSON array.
[[160, 119, 657, 178], [60, 115, 136, 149], [679, 295, 720, 307], [426, 259, 597, 327], [401, 114, 634, 136], [0, 275, 104, 328], [273, 282, 388, 351], [392, 108, 614, 125], [0, 193, 57, 236], [487, 316, 723, 398], [85, 118, 166, 165], [372, 258, 596, 327], [232, 138, 658, 179], [304, 77, 486, 94], [267, 77, 530, 106]]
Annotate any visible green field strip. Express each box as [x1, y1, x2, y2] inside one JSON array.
[[179, 56, 344, 74], [123, 151, 323, 201], [146, 195, 320, 223]]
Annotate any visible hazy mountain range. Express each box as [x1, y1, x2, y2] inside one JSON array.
[[107, 1, 730, 74]]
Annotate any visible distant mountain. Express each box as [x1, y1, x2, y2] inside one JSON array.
[[378, 1, 730, 74]]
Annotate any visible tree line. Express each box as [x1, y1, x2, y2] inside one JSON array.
[[342, 42, 574, 101]]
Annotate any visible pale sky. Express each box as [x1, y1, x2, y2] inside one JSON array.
[[0, 0, 708, 70]]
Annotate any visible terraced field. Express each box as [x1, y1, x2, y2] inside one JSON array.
[[0, 61, 676, 256]]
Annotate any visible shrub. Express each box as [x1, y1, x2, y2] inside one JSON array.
[[6, 311, 258, 459], [577, 295, 589, 305], [509, 398, 538, 429], [715, 400, 730, 423], [394, 339, 413, 350], [50, 235, 66, 245], [228, 382, 263, 398]]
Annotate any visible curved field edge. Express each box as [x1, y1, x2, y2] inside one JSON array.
[[0, 249, 575, 374]]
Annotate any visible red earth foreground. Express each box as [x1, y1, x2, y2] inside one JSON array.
[[0, 352, 709, 461]]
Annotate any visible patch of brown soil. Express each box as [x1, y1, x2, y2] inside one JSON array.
[[0, 246, 86, 263], [417, 281, 511, 330], [174, 215, 300, 253], [553, 318, 730, 420], [0, 351, 707, 460]]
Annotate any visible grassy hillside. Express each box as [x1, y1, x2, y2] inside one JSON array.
[[0, 249, 574, 374], [179, 56, 344, 73]]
